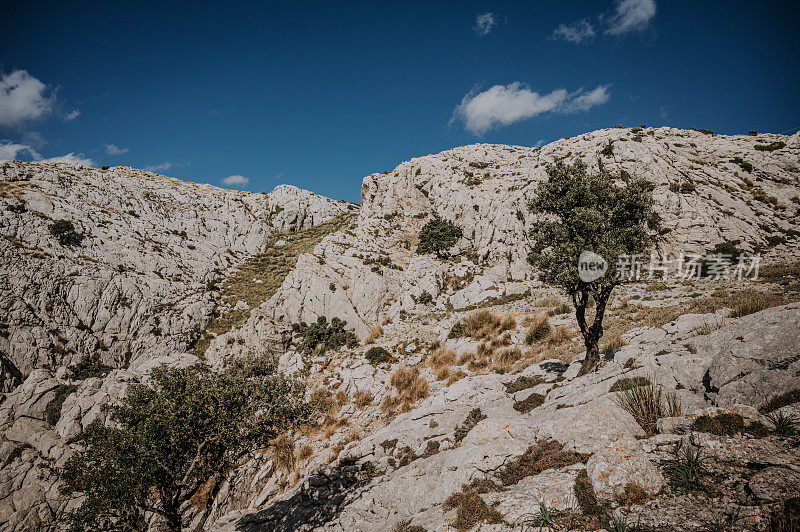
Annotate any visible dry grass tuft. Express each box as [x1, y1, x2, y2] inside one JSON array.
[[732, 292, 786, 318], [427, 347, 457, 373], [364, 325, 384, 345], [548, 325, 574, 346], [298, 444, 314, 462], [272, 434, 296, 474], [354, 390, 374, 408], [493, 347, 522, 371], [449, 310, 516, 340], [525, 315, 551, 344], [382, 366, 430, 412], [614, 377, 681, 434]]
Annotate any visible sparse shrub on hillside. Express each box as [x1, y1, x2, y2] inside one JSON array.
[[732, 292, 784, 318], [754, 141, 786, 152], [66, 353, 112, 380], [417, 290, 433, 305], [690, 127, 715, 135], [364, 325, 383, 345], [600, 143, 614, 157], [382, 366, 429, 413], [354, 390, 373, 408], [680, 182, 696, 193], [443, 485, 503, 530], [513, 392, 545, 413], [49, 220, 84, 246], [416, 218, 462, 258], [748, 130, 758, 136], [760, 389, 800, 414], [664, 441, 707, 491], [292, 316, 358, 354], [768, 411, 798, 437], [497, 440, 587, 487], [365, 346, 392, 365], [692, 413, 744, 436], [731, 157, 753, 172], [272, 434, 296, 473], [59, 357, 314, 531]]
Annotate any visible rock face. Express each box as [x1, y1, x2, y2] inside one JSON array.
[[1, 128, 799, 531], [0, 161, 349, 375]]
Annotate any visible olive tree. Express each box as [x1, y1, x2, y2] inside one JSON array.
[[528, 160, 654, 376], [60, 357, 315, 531]]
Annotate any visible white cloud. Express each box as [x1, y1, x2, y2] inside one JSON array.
[[0, 70, 54, 127], [145, 162, 174, 172], [63, 109, 80, 121], [105, 143, 129, 155], [223, 174, 249, 187], [452, 82, 610, 135], [552, 19, 596, 43], [0, 140, 41, 160], [605, 0, 656, 36], [0, 139, 92, 166], [38, 153, 94, 166], [561, 85, 611, 112], [474, 13, 496, 36]]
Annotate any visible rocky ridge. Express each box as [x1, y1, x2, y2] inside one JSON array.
[[1, 127, 799, 530]]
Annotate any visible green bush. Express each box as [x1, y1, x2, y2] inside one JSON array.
[[66, 353, 112, 380], [600, 143, 614, 157], [416, 218, 462, 258], [49, 220, 83, 246], [417, 291, 433, 305], [292, 316, 358, 354], [680, 182, 696, 193], [365, 346, 392, 365], [754, 141, 785, 152], [60, 358, 314, 531]]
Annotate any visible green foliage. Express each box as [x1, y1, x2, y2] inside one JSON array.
[[731, 157, 753, 172], [66, 353, 112, 380], [664, 441, 706, 491], [609, 376, 649, 393], [690, 127, 715, 135], [574, 469, 604, 516], [416, 290, 433, 305], [49, 220, 84, 246], [527, 161, 653, 374], [680, 182, 696, 193], [768, 410, 798, 437], [45, 384, 78, 426], [292, 316, 358, 354], [365, 346, 392, 365], [60, 358, 314, 531], [416, 218, 463, 257], [691, 413, 744, 436], [615, 377, 680, 435], [600, 143, 614, 157], [754, 141, 786, 152]]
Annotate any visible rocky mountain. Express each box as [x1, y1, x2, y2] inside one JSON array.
[[1, 126, 799, 531]]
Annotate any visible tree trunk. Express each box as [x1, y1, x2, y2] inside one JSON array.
[[577, 341, 600, 376]]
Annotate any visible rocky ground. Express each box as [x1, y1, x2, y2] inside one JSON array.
[[1, 126, 799, 530]]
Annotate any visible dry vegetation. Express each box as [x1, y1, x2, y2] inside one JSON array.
[[382, 366, 430, 413], [193, 212, 356, 355]]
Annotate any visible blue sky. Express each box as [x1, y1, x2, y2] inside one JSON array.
[[1, 1, 798, 202]]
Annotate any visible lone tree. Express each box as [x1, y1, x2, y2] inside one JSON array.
[[528, 160, 654, 376], [60, 357, 315, 531], [416, 217, 463, 258]]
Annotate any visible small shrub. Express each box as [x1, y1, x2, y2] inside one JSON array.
[[49, 220, 83, 246], [548, 302, 571, 316], [298, 444, 313, 462], [691, 413, 744, 436], [731, 157, 753, 172], [417, 290, 433, 305], [292, 316, 358, 354], [497, 440, 587, 486], [663, 441, 706, 491], [609, 376, 649, 393], [449, 310, 514, 340], [45, 384, 78, 426], [365, 346, 392, 365], [66, 353, 112, 380], [615, 482, 648, 506], [600, 143, 614, 157], [754, 141, 786, 152], [454, 408, 487, 442], [3, 443, 33, 468], [690, 127, 715, 135], [574, 469, 604, 515], [416, 218, 462, 257], [748, 130, 758, 136], [680, 182, 696, 193], [504, 375, 545, 394], [514, 392, 545, 413], [760, 389, 800, 414], [443, 488, 503, 531]]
